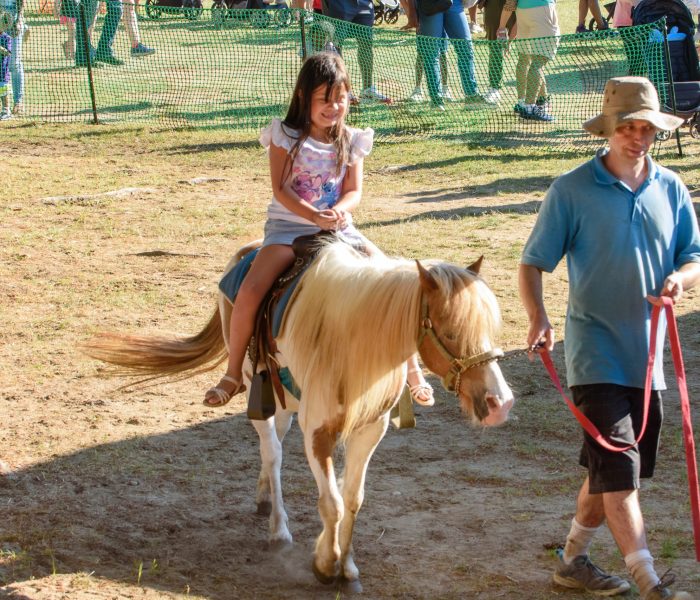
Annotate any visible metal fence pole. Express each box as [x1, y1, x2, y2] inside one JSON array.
[[79, 1, 99, 124]]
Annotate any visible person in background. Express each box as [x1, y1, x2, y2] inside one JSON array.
[[576, 0, 607, 33], [0, 0, 23, 116], [467, 0, 483, 33], [405, 0, 452, 104], [481, 0, 515, 104], [520, 76, 700, 600], [322, 0, 391, 102], [74, 0, 123, 66], [54, 0, 77, 59], [122, 0, 155, 56], [417, 0, 485, 109], [499, 0, 558, 122], [0, 7, 12, 120]]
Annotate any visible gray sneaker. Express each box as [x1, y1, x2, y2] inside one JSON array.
[[553, 554, 631, 596], [643, 571, 693, 600]]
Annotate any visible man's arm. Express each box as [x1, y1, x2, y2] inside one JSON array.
[[519, 263, 555, 352]]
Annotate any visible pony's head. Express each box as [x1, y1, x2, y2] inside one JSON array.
[[416, 258, 514, 426]]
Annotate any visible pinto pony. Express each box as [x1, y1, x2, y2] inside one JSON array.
[[85, 239, 514, 586]]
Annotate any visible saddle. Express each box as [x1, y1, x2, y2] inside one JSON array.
[[219, 231, 339, 420]]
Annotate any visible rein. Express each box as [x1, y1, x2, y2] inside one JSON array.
[[539, 297, 700, 562], [417, 294, 503, 395]]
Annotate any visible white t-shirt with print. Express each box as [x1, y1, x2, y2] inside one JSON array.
[[259, 118, 374, 225]]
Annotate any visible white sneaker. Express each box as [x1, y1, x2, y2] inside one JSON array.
[[441, 86, 454, 101], [484, 88, 501, 104], [0, 108, 11, 121], [360, 86, 392, 103], [408, 86, 424, 102], [469, 21, 484, 34]]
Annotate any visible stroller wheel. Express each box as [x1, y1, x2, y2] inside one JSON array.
[[374, 10, 384, 25], [655, 129, 672, 141], [690, 120, 700, 139], [588, 16, 609, 31], [385, 8, 399, 24]]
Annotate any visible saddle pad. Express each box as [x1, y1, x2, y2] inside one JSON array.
[[218, 247, 306, 338], [218, 248, 259, 303]]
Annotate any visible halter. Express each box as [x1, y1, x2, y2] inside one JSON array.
[[417, 294, 503, 396]]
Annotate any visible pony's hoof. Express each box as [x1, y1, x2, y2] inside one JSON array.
[[256, 500, 272, 516], [312, 560, 337, 585], [337, 577, 363, 595], [268, 536, 293, 552]]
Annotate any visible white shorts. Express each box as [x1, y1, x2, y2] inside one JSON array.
[[517, 4, 560, 60]]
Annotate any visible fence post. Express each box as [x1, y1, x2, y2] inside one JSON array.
[[79, 1, 99, 124], [300, 9, 307, 61]]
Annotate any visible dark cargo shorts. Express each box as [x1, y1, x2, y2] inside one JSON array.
[[571, 383, 663, 494]]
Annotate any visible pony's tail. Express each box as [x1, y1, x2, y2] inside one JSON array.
[[82, 307, 226, 385]]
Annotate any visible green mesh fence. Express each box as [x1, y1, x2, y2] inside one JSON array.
[[16, 6, 673, 149]]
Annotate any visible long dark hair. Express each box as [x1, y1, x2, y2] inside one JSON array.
[[282, 52, 352, 181]]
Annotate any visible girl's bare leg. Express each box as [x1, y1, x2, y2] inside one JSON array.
[[204, 244, 296, 406]]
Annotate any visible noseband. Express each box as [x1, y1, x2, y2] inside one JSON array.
[[416, 294, 503, 396]]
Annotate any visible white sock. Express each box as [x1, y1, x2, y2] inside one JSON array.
[[563, 517, 599, 564], [625, 549, 659, 598]]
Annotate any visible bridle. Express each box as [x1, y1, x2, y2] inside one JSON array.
[[416, 294, 503, 396]]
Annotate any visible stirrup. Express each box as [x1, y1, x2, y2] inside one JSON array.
[[204, 374, 245, 407]]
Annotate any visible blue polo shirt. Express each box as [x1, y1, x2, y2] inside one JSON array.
[[522, 149, 700, 390]]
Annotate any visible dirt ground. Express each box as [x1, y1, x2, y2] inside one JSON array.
[[1, 126, 699, 600]]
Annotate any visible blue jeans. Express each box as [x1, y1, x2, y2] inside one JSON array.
[[9, 23, 23, 104], [1, 1, 23, 105], [75, 0, 123, 63], [417, 0, 478, 103]]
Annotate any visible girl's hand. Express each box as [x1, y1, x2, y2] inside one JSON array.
[[333, 208, 349, 230], [313, 209, 339, 231]]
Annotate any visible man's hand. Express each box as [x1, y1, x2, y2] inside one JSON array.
[[647, 272, 685, 306], [526, 317, 555, 360]]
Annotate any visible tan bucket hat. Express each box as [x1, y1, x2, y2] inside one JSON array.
[[583, 76, 684, 138]]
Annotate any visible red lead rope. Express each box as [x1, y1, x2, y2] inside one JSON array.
[[539, 296, 700, 562]]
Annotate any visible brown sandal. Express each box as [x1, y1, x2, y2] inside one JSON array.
[[204, 375, 246, 407]]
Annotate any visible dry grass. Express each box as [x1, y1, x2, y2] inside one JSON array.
[[1, 122, 699, 599]]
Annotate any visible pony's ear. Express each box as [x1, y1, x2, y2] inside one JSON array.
[[467, 256, 484, 275], [416, 260, 439, 291]]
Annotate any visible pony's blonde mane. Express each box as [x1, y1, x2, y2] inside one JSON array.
[[280, 242, 500, 440]]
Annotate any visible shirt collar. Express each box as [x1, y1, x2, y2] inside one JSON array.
[[592, 148, 659, 186]]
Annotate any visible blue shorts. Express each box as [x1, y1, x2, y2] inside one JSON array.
[[572, 384, 663, 494]]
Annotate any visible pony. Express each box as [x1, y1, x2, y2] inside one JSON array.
[[85, 238, 514, 587]]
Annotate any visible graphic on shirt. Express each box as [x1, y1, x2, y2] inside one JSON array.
[[291, 170, 339, 208]]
